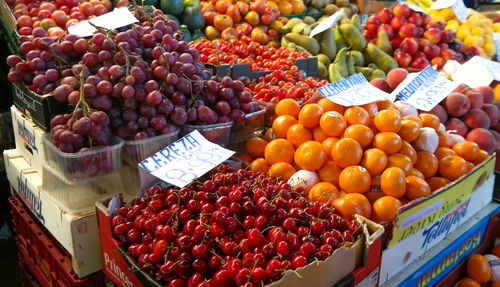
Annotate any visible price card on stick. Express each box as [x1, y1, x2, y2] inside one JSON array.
[[318, 73, 391, 106], [309, 10, 345, 37], [430, 0, 470, 22], [394, 65, 459, 111], [451, 56, 497, 87], [138, 131, 235, 188], [494, 33, 500, 61]]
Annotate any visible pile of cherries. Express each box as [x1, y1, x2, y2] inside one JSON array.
[[111, 164, 361, 287]]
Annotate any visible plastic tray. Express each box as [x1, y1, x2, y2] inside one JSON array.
[[9, 196, 105, 287], [123, 128, 179, 165], [181, 121, 233, 147], [228, 108, 265, 151], [255, 99, 277, 127], [41, 163, 125, 212], [42, 134, 124, 182]]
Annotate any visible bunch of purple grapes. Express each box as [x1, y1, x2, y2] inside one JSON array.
[[7, 8, 260, 153]]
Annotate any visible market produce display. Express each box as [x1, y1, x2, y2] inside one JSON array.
[[2, 0, 500, 286], [111, 164, 363, 286]]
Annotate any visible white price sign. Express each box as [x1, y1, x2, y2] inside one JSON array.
[[68, 7, 138, 37], [395, 66, 459, 111], [318, 73, 391, 106], [430, 0, 470, 22], [494, 33, 500, 61], [478, 56, 500, 81], [309, 10, 344, 37], [138, 131, 235, 188]]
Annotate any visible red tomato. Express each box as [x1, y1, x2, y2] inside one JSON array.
[[51, 10, 67, 26], [38, 9, 52, 19]]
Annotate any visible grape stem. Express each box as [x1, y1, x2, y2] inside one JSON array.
[[40, 40, 68, 67]]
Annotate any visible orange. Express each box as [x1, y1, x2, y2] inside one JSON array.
[[343, 125, 374, 149], [332, 138, 363, 168], [419, 113, 441, 130], [339, 165, 371, 194], [361, 148, 388, 176], [245, 137, 268, 158], [493, 245, 500, 257], [267, 162, 296, 181], [286, 123, 312, 148], [405, 176, 431, 200], [290, 0, 304, 14], [294, 141, 327, 171], [492, 281, 500, 287], [473, 149, 490, 165], [426, 176, 450, 191], [344, 106, 371, 126], [399, 119, 420, 142], [374, 109, 402, 132], [264, 139, 295, 165], [467, 254, 491, 284], [264, 128, 275, 142], [317, 161, 342, 188], [308, 182, 340, 203], [272, 115, 298, 138], [403, 115, 423, 128], [381, 167, 406, 198], [373, 132, 402, 155], [321, 137, 339, 159], [399, 141, 417, 164], [453, 141, 480, 161], [238, 153, 253, 163], [437, 131, 454, 147], [414, 151, 438, 178], [277, 0, 293, 15], [343, 193, 372, 219], [250, 158, 270, 174], [387, 153, 413, 175], [457, 278, 481, 287], [408, 168, 425, 179], [377, 99, 394, 110], [434, 147, 456, 160], [439, 155, 467, 180], [371, 196, 402, 225], [298, 103, 324, 128], [319, 111, 346, 137], [365, 191, 385, 205], [313, 126, 329, 142], [466, 161, 475, 171], [318, 98, 344, 114], [361, 102, 379, 117], [333, 197, 362, 219], [275, 98, 300, 118]]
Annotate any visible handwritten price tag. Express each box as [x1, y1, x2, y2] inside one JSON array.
[[318, 73, 391, 106], [395, 66, 459, 111], [430, 0, 470, 22], [309, 10, 344, 37], [68, 7, 138, 37], [139, 131, 235, 188]]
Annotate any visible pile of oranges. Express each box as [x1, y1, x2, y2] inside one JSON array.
[[457, 245, 500, 287], [242, 97, 491, 226]]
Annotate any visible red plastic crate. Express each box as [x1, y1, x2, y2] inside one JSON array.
[[9, 196, 104, 287], [20, 262, 42, 287]]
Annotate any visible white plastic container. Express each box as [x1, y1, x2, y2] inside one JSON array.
[[181, 121, 233, 147], [42, 134, 124, 182], [123, 128, 179, 165]]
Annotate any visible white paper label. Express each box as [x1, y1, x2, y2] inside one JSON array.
[[138, 131, 235, 188], [398, 0, 427, 13], [478, 56, 500, 81], [68, 8, 138, 37], [430, 0, 470, 22], [494, 33, 500, 61], [395, 66, 459, 111], [318, 73, 391, 106], [452, 56, 494, 87], [309, 10, 345, 37]]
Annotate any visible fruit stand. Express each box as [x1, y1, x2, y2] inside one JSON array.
[[1, 0, 500, 286]]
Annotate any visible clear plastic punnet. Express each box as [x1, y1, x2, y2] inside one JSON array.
[[181, 121, 233, 147], [123, 128, 179, 165], [42, 134, 124, 182]]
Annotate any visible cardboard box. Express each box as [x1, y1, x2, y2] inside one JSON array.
[[13, 83, 70, 132], [386, 203, 500, 287], [96, 194, 384, 287], [379, 155, 496, 285], [3, 149, 102, 278], [11, 106, 46, 177]]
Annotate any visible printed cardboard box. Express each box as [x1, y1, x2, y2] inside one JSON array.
[[4, 149, 102, 277]]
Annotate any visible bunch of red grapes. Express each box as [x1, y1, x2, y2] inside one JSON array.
[[7, 8, 257, 153], [111, 164, 362, 287]]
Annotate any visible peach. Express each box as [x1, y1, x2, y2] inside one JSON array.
[[466, 128, 496, 154], [493, 123, 500, 134], [490, 130, 500, 148], [370, 78, 392, 93], [477, 86, 495, 103], [444, 92, 470, 117], [462, 108, 491, 129], [463, 88, 484, 109], [386, 68, 409, 90], [454, 83, 469, 93], [481, 103, 500, 127], [445, 118, 468, 137], [426, 104, 448, 123]]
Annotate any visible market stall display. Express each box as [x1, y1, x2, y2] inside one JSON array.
[[1, 0, 500, 286]]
